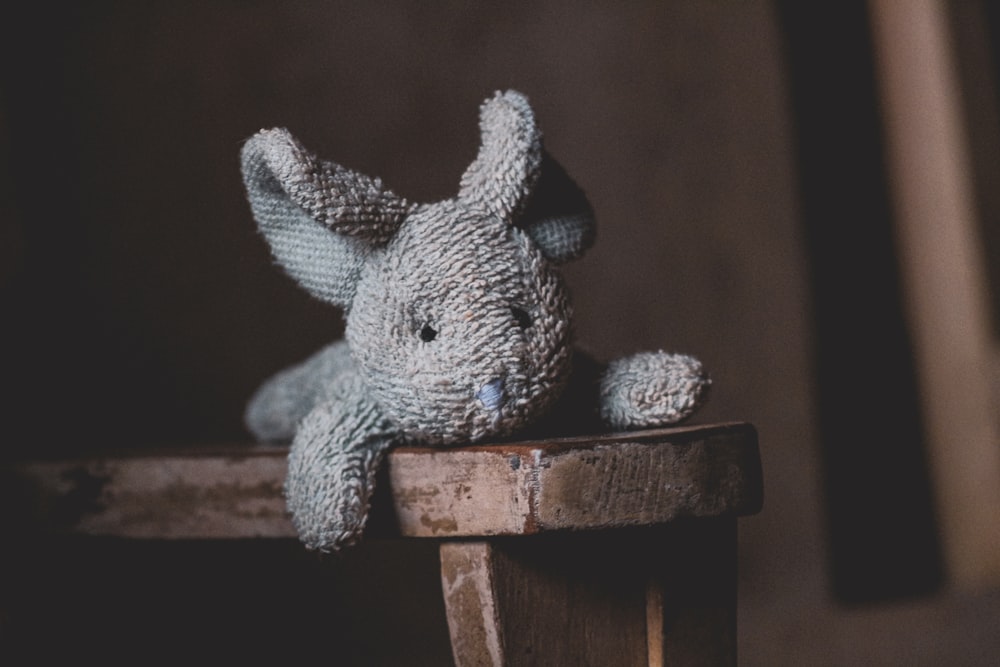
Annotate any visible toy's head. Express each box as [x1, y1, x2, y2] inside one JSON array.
[[241, 91, 595, 444]]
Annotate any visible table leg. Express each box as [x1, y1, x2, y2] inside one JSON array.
[[439, 519, 737, 667]]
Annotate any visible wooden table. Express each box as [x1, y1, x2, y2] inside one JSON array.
[[7, 421, 762, 666]]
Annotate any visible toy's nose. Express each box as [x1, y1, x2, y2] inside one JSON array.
[[476, 378, 505, 412]]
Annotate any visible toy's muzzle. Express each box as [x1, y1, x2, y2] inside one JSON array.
[[476, 378, 505, 412]]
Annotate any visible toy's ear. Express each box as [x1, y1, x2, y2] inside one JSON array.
[[458, 90, 595, 264], [517, 151, 596, 264], [458, 90, 543, 221], [241, 128, 411, 306]]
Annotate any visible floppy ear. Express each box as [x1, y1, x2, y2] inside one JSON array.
[[458, 90, 543, 221], [517, 151, 596, 264], [241, 128, 411, 306]]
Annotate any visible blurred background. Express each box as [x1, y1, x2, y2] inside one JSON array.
[[2, 0, 999, 664]]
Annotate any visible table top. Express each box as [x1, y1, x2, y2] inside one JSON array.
[[6, 422, 762, 540]]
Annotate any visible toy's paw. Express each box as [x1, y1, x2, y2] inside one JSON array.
[[245, 341, 356, 443], [599, 351, 710, 430], [245, 383, 300, 442], [284, 401, 394, 552], [245, 361, 325, 443]]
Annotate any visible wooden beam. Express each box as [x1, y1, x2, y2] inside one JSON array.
[[6, 447, 293, 539], [389, 422, 761, 537], [868, 0, 1000, 589], [6, 422, 761, 541]]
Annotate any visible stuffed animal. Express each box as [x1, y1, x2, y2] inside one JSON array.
[[241, 90, 710, 552]]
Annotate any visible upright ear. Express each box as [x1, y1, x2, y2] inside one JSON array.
[[458, 90, 543, 221], [241, 128, 411, 306], [457, 90, 595, 264], [517, 151, 596, 264]]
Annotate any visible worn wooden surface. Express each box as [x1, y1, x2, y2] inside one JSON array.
[[6, 448, 291, 539], [5, 424, 757, 667], [439, 519, 737, 667], [5, 422, 761, 540], [440, 542, 507, 665], [390, 422, 761, 537]]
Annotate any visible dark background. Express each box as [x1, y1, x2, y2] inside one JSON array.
[[2, 1, 999, 664]]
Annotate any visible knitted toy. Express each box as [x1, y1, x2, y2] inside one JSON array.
[[241, 90, 710, 552]]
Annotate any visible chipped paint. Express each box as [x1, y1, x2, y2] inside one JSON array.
[[420, 513, 459, 534], [7, 423, 761, 541], [440, 543, 504, 666]]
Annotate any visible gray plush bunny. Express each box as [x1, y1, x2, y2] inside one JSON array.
[[241, 90, 709, 552]]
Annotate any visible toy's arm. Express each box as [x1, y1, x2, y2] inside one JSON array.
[[284, 369, 396, 552], [598, 351, 710, 430], [522, 348, 709, 437], [244, 340, 355, 442]]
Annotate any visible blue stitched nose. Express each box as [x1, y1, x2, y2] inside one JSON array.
[[476, 378, 505, 412]]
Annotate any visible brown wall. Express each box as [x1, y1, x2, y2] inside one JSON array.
[[1, 2, 807, 452]]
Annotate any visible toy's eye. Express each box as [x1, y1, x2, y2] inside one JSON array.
[[419, 324, 438, 342], [511, 306, 533, 330]]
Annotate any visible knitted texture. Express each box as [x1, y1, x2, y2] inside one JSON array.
[[245, 340, 355, 442], [241, 90, 710, 552], [599, 351, 711, 430], [241, 128, 396, 306], [284, 370, 395, 550], [346, 200, 573, 445], [517, 152, 596, 264], [459, 91, 541, 222]]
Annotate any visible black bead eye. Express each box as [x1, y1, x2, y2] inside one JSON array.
[[511, 306, 532, 330], [419, 324, 438, 342]]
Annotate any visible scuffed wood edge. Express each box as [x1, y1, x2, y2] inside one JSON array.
[[387, 448, 536, 536], [5, 423, 761, 540], [390, 422, 762, 537], [5, 451, 295, 539]]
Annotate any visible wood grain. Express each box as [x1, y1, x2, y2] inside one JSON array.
[[390, 422, 761, 537], [5, 422, 761, 541], [6, 449, 291, 539], [439, 520, 737, 667], [440, 536, 649, 666], [5, 424, 756, 666]]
